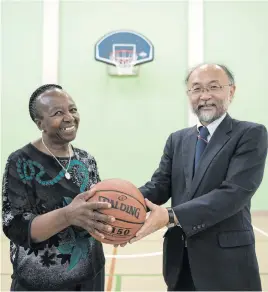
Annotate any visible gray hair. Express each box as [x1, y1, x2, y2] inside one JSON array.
[[185, 63, 235, 85]]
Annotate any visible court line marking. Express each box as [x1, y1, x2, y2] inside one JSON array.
[[106, 246, 117, 291], [105, 251, 163, 259], [104, 225, 268, 259], [115, 275, 121, 292], [106, 247, 117, 291], [253, 225, 268, 238]]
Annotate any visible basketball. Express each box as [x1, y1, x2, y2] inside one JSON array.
[[87, 178, 147, 245]]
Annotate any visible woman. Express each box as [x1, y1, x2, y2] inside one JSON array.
[[2, 84, 114, 291]]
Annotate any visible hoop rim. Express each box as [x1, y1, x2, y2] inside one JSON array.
[[111, 49, 134, 54], [109, 49, 137, 59], [109, 49, 138, 67]]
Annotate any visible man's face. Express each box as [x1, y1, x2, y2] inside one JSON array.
[[187, 64, 236, 125]]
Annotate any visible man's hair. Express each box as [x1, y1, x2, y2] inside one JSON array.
[[185, 63, 235, 85], [29, 84, 62, 122]]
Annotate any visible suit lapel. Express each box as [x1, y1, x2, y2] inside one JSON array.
[[186, 114, 233, 199], [182, 126, 198, 193]]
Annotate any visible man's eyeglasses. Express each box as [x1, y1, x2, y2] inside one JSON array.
[[187, 84, 232, 96]]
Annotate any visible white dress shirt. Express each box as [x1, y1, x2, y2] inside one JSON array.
[[197, 113, 227, 141]]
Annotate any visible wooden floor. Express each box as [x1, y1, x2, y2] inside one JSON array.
[[1, 214, 268, 291]]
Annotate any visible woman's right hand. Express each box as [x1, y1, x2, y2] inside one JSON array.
[[64, 192, 115, 239]]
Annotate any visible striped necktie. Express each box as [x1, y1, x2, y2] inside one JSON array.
[[194, 126, 209, 172]]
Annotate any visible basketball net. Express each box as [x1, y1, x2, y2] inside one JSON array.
[[110, 49, 138, 75]]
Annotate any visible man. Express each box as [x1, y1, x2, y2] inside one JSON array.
[[130, 64, 267, 291]]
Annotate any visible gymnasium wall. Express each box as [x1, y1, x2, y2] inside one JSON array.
[[1, 1, 267, 210]]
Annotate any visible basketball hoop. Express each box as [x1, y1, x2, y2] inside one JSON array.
[[109, 49, 138, 76], [95, 30, 154, 77]]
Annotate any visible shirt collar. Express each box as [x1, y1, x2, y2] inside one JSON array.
[[197, 113, 227, 136]]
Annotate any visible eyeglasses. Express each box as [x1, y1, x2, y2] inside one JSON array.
[[187, 84, 232, 96]]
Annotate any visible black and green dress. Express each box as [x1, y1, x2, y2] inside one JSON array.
[[2, 143, 105, 291]]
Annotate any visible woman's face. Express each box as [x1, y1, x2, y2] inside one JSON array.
[[36, 89, 80, 144]]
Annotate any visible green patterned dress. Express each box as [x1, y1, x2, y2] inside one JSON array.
[[2, 143, 105, 291]]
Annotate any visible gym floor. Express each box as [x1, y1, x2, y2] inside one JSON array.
[[1, 213, 268, 291]]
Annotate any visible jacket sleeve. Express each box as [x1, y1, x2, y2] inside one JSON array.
[[2, 154, 42, 249], [139, 133, 173, 206], [173, 124, 268, 237]]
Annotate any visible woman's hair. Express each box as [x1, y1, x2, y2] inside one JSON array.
[[29, 84, 62, 122]]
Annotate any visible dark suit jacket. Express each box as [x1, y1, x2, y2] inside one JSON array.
[[139, 114, 267, 291]]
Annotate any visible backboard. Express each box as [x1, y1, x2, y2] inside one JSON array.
[[95, 30, 154, 76]]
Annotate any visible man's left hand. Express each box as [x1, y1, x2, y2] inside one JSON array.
[[129, 199, 169, 244]]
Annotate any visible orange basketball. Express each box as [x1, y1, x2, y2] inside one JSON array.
[[87, 178, 147, 245]]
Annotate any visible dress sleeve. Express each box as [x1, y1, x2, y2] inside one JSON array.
[[91, 156, 101, 184], [2, 153, 42, 249]]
